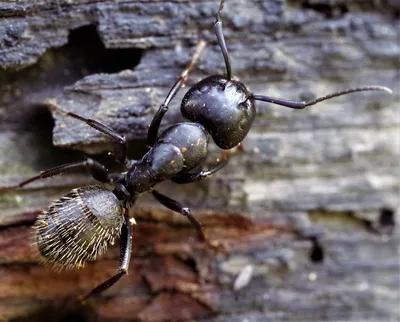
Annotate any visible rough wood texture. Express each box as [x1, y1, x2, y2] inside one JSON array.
[[0, 0, 399, 321]]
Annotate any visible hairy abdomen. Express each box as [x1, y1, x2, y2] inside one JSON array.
[[34, 185, 124, 269]]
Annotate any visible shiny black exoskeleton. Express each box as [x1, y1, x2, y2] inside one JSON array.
[[1, 0, 391, 302], [182, 75, 255, 149], [126, 123, 209, 195], [34, 120, 211, 273], [10, 110, 217, 301]]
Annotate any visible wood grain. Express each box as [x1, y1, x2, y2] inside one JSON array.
[[0, 0, 398, 321]]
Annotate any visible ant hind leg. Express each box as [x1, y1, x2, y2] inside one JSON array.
[[78, 213, 132, 303]]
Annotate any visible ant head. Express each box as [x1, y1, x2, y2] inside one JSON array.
[[181, 75, 255, 149]]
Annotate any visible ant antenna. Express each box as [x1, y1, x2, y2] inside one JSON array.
[[214, 0, 232, 80], [248, 86, 392, 109]]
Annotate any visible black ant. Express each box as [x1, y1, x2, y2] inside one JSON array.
[[0, 0, 391, 302]]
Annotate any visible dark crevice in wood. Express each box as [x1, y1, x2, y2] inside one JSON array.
[[378, 207, 396, 234], [20, 104, 83, 170], [0, 22, 146, 182], [300, 0, 348, 18], [0, 23, 144, 131], [309, 236, 324, 263], [11, 302, 97, 322], [67, 25, 144, 74], [179, 256, 198, 273]]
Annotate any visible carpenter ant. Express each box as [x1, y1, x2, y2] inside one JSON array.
[[0, 0, 391, 302]]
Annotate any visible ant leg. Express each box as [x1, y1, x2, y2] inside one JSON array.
[[172, 144, 244, 184], [46, 100, 127, 165], [78, 212, 132, 303], [214, 0, 232, 80], [171, 158, 229, 184], [147, 41, 206, 147], [0, 159, 109, 190], [152, 189, 206, 241]]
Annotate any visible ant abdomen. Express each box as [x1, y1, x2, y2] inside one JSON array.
[[181, 75, 256, 149], [34, 185, 124, 269]]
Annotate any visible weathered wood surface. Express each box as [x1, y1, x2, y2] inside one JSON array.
[[0, 0, 399, 321]]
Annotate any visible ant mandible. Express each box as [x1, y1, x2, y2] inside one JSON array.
[[0, 0, 391, 302]]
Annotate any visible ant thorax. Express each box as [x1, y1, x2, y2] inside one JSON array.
[[181, 75, 256, 149], [126, 122, 210, 195]]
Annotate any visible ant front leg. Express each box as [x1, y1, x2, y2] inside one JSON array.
[[46, 100, 128, 165], [78, 212, 132, 303], [0, 159, 109, 190], [147, 41, 206, 147]]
